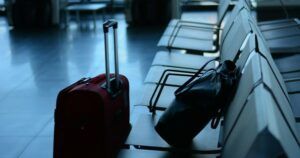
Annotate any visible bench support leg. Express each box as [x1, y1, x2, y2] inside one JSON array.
[[103, 8, 106, 21], [93, 11, 97, 29], [65, 10, 69, 27], [76, 11, 80, 27]]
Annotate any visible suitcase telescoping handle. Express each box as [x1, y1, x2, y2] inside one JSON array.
[[103, 19, 119, 92]]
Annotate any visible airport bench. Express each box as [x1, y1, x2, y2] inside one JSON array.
[[64, 3, 107, 28]]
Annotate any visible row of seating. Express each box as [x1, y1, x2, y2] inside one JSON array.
[[117, 0, 300, 157], [158, 0, 300, 54]]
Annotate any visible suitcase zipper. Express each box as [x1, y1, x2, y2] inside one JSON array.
[[77, 77, 91, 84], [68, 77, 92, 92]]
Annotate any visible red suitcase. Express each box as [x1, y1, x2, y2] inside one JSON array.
[[53, 20, 131, 158]]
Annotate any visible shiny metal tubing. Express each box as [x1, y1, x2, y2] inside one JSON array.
[[113, 28, 120, 89], [104, 33, 110, 90]]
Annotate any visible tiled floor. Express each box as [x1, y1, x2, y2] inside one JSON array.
[[0, 13, 164, 157]]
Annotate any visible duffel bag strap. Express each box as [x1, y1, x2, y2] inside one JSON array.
[[175, 58, 218, 95]]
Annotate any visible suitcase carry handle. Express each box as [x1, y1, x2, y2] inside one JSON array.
[[103, 20, 118, 33], [103, 19, 120, 92]]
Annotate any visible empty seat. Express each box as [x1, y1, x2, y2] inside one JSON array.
[[160, 0, 300, 54], [157, 0, 243, 53], [222, 52, 300, 158], [125, 114, 221, 153]]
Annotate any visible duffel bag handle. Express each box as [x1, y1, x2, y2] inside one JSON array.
[[175, 58, 218, 95]]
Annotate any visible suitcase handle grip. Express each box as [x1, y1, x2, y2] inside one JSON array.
[[103, 20, 118, 33], [103, 19, 120, 92]]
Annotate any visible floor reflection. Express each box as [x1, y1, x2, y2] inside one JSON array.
[[0, 13, 164, 157]]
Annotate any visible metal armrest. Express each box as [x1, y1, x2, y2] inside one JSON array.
[[149, 56, 218, 113], [295, 18, 300, 25], [258, 19, 294, 26], [175, 20, 216, 26], [261, 23, 300, 32], [167, 24, 220, 48], [284, 77, 300, 83], [175, 24, 221, 31], [149, 69, 198, 113], [174, 22, 221, 30], [281, 69, 300, 75]]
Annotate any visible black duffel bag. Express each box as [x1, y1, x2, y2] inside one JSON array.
[[155, 59, 239, 147]]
